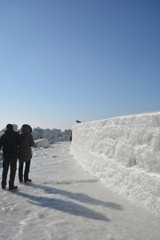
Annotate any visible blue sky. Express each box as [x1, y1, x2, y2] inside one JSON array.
[[0, 0, 160, 130]]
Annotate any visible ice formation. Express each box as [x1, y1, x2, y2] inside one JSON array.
[[70, 112, 160, 215]]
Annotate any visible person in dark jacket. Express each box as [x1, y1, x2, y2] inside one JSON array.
[[18, 124, 35, 183], [0, 124, 19, 190]]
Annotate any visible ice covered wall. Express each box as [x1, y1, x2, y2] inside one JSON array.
[[70, 112, 160, 215]]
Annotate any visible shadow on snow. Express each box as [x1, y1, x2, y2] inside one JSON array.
[[31, 183, 123, 211], [14, 182, 123, 222]]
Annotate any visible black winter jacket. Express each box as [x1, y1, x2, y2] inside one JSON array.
[[0, 129, 19, 159], [18, 124, 35, 162]]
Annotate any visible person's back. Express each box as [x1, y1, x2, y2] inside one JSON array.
[[18, 124, 34, 183], [18, 124, 34, 162], [0, 127, 19, 159], [0, 124, 19, 190]]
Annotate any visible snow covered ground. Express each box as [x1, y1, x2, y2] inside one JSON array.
[[1, 142, 160, 240], [70, 112, 160, 215]]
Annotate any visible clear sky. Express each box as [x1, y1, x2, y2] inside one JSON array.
[[0, 0, 160, 130]]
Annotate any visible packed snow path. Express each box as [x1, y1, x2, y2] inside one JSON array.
[[0, 142, 160, 240]]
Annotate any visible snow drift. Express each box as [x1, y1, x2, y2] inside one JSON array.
[[34, 138, 49, 148], [70, 112, 160, 215]]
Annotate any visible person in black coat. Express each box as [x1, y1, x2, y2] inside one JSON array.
[[18, 124, 35, 183], [0, 124, 19, 190]]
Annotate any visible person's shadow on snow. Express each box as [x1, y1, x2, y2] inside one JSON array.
[[15, 182, 123, 222], [30, 183, 123, 211], [15, 190, 110, 222]]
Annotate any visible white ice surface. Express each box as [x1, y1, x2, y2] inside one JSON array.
[[1, 142, 160, 240]]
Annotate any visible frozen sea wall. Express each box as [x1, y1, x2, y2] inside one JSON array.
[[70, 112, 160, 215]]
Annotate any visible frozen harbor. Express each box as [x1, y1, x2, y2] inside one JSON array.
[[0, 142, 160, 240]]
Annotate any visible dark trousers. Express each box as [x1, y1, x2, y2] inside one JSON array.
[[1, 158, 17, 188], [19, 160, 31, 182]]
